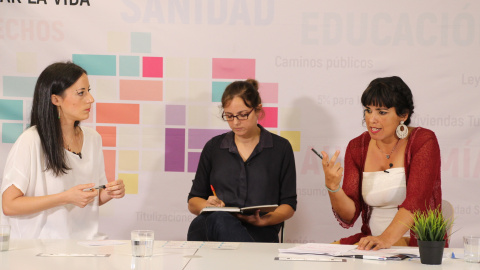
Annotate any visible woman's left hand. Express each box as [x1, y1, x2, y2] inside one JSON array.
[[357, 235, 392, 250], [235, 210, 270, 227], [105, 179, 125, 199]]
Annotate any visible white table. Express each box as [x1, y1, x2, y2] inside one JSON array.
[[0, 240, 474, 270]]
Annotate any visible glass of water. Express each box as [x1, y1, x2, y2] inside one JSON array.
[[464, 236, 480, 263], [131, 230, 154, 257], [0, 225, 10, 252]]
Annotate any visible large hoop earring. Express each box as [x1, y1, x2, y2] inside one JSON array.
[[396, 121, 408, 139]]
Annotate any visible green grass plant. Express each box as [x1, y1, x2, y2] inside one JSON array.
[[410, 206, 453, 242]]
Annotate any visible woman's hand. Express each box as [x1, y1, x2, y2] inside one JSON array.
[[205, 196, 225, 207], [357, 235, 392, 251], [65, 183, 99, 208], [321, 150, 344, 191], [235, 210, 270, 227], [104, 179, 126, 199]]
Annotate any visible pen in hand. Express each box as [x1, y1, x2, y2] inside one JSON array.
[[311, 148, 323, 159], [83, 185, 106, 192], [210, 185, 217, 197]]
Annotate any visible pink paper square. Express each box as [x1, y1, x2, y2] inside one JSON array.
[[143, 57, 163, 78], [259, 83, 278, 103], [259, 107, 278, 128]]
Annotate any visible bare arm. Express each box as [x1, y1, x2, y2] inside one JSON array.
[[321, 150, 356, 223], [2, 183, 98, 216], [188, 196, 225, 216], [357, 207, 413, 250]]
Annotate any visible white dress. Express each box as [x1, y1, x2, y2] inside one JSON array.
[[1, 126, 107, 239], [362, 168, 408, 237]]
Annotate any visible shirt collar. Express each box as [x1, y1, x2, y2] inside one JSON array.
[[220, 124, 273, 153]]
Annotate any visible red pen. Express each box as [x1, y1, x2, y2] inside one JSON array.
[[210, 185, 217, 197]]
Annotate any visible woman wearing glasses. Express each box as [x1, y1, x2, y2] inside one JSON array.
[[187, 79, 297, 242]]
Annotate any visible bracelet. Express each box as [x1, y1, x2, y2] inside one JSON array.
[[325, 184, 341, 193]]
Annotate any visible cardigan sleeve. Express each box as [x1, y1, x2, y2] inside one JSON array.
[[399, 129, 442, 212], [332, 137, 364, 228]]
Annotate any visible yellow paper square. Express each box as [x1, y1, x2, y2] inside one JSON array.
[[141, 103, 164, 125], [108, 32, 129, 53], [16, 52, 37, 74], [188, 81, 210, 103], [119, 150, 139, 171], [164, 57, 187, 78], [118, 126, 140, 148], [142, 127, 164, 148], [141, 150, 164, 171], [189, 58, 211, 78], [279, 107, 302, 129], [280, 131, 301, 152], [96, 78, 117, 100], [164, 80, 187, 102], [118, 173, 138, 194]]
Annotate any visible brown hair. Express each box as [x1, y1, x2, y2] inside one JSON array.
[[221, 79, 263, 117]]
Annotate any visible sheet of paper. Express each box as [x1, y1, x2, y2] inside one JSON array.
[[278, 243, 357, 256], [77, 240, 126, 246], [160, 241, 240, 250], [37, 253, 110, 257]]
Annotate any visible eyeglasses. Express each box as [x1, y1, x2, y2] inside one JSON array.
[[222, 108, 255, 121]]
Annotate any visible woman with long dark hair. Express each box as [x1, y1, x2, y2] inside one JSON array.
[[1, 62, 125, 239]]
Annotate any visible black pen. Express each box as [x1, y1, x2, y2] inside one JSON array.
[[311, 148, 323, 159], [83, 185, 106, 192]]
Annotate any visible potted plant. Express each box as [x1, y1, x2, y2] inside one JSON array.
[[410, 206, 453, 265]]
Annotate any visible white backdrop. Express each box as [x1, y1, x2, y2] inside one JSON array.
[[1, 0, 479, 248]]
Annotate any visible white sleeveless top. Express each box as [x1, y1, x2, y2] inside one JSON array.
[[362, 167, 408, 237]]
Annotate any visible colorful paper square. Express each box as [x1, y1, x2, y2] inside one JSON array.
[[280, 131, 301, 152], [258, 107, 278, 128], [119, 56, 140, 76], [212, 58, 255, 79], [143, 57, 163, 78], [188, 152, 201, 173], [119, 150, 139, 171], [2, 123, 23, 143], [166, 105, 186, 125], [0, 100, 23, 120], [131, 32, 151, 53], [212, 81, 230, 102], [118, 173, 138, 194], [96, 126, 116, 147]]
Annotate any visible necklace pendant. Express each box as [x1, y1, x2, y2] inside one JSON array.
[[386, 155, 390, 159]]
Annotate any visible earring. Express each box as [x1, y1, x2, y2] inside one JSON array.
[[396, 121, 408, 139]]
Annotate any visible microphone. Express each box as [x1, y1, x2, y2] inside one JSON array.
[[384, 163, 393, 173]]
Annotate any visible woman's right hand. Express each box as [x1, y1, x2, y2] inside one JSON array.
[[65, 183, 99, 208], [205, 196, 225, 207], [321, 150, 344, 191]]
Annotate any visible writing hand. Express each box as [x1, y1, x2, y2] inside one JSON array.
[[66, 183, 98, 208], [321, 150, 344, 191], [206, 196, 225, 207]]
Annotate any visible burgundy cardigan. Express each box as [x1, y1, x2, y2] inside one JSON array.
[[334, 127, 442, 246]]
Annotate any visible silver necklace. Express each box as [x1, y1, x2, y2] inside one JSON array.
[[376, 139, 400, 159]]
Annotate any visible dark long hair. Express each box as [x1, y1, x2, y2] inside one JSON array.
[[361, 76, 415, 125], [30, 62, 87, 176]]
